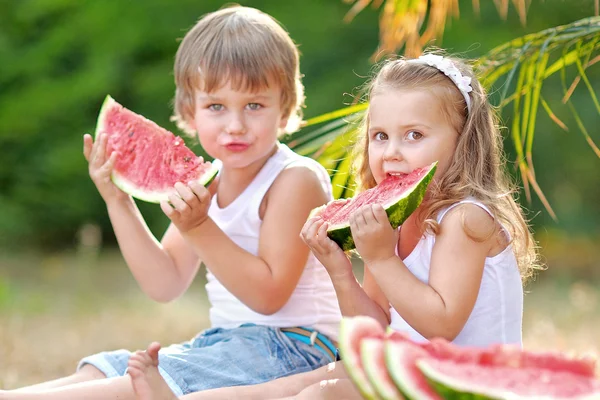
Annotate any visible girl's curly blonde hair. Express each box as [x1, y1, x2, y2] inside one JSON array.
[[352, 54, 540, 283]]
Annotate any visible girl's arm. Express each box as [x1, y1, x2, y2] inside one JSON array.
[[301, 215, 389, 328], [178, 166, 332, 315], [84, 134, 200, 303], [353, 203, 493, 341]]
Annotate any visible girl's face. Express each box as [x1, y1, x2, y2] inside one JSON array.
[[367, 88, 460, 185], [191, 81, 288, 169]]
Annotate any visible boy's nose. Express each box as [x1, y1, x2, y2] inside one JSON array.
[[226, 113, 246, 135]]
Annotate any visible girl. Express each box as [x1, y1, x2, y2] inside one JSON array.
[[0, 6, 341, 400], [124, 52, 539, 400]]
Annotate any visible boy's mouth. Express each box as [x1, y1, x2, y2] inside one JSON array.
[[224, 142, 250, 152]]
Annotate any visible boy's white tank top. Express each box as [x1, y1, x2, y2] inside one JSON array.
[[206, 143, 342, 340], [389, 199, 524, 347]]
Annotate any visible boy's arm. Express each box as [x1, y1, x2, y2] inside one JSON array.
[[182, 166, 328, 315], [106, 197, 200, 302]]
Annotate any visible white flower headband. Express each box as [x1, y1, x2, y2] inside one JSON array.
[[408, 54, 473, 113]]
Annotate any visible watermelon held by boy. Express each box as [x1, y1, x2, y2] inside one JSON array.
[[311, 162, 437, 251], [94, 95, 218, 203]]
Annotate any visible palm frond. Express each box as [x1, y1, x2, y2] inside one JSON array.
[[286, 17, 600, 222], [342, 0, 530, 59], [477, 16, 600, 219]]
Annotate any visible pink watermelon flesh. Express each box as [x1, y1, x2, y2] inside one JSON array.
[[388, 331, 597, 378], [418, 357, 600, 398], [361, 338, 404, 400], [385, 340, 442, 400], [339, 317, 386, 400], [384, 329, 598, 399], [96, 95, 218, 203], [319, 165, 433, 226]]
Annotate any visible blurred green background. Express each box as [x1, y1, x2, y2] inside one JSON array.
[[0, 0, 599, 388]]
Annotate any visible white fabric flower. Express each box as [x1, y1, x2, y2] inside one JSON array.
[[408, 54, 473, 112]]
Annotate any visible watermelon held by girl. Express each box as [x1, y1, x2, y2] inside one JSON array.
[[311, 162, 437, 251], [94, 95, 219, 203]]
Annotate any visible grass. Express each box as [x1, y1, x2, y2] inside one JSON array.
[[1, 239, 599, 389]]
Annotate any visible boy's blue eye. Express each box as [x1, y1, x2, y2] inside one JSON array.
[[247, 103, 262, 110], [209, 104, 223, 111], [406, 131, 423, 141], [374, 132, 388, 141]]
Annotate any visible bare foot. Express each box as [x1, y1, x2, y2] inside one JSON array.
[[128, 342, 178, 400]]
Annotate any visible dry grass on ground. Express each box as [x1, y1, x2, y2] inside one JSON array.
[[1, 244, 598, 389]]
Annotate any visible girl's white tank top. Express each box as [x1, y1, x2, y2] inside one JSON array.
[[389, 199, 524, 347], [205, 143, 342, 340]]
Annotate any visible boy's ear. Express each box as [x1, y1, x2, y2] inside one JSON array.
[[278, 116, 289, 130]]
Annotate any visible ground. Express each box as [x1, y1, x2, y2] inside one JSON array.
[[0, 244, 598, 388]]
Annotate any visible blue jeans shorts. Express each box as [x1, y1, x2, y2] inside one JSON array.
[[77, 324, 332, 396]]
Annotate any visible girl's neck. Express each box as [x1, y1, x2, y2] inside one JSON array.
[[216, 144, 278, 208]]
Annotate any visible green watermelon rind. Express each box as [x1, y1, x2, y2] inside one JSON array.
[[111, 164, 219, 204], [327, 162, 437, 251], [385, 340, 439, 400], [95, 95, 219, 204], [361, 339, 403, 400], [339, 317, 383, 400], [417, 359, 600, 400]]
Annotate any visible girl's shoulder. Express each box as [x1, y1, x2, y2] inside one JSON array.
[[438, 198, 509, 255]]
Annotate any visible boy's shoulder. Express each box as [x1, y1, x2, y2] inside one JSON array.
[[270, 146, 333, 200]]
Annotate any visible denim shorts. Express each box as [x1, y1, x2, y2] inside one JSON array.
[[77, 324, 331, 396]]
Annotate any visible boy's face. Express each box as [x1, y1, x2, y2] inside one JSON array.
[[191, 81, 288, 169]]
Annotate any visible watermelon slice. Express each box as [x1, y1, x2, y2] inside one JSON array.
[[385, 340, 442, 400], [361, 338, 404, 400], [418, 358, 600, 399], [312, 162, 437, 251], [339, 316, 386, 400], [95, 95, 218, 203]]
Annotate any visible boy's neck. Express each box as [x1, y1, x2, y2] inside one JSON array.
[[216, 143, 279, 207]]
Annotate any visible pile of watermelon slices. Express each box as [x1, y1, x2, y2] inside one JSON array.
[[339, 316, 600, 399]]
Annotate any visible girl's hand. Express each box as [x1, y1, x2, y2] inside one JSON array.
[[350, 204, 398, 266], [160, 181, 214, 234], [301, 216, 353, 281], [83, 133, 129, 203]]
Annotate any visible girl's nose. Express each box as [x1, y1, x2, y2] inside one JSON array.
[[383, 140, 403, 161], [226, 112, 246, 135]]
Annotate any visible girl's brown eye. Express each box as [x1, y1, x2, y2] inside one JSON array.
[[406, 131, 423, 141], [374, 132, 388, 141]]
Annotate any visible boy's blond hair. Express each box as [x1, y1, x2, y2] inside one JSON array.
[[172, 5, 304, 136]]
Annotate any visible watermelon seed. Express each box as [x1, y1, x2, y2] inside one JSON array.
[[129, 131, 134, 137], [184, 156, 191, 162]]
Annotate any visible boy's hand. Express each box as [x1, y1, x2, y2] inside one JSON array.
[[83, 133, 129, 203], [160, 181, 214, 234], [350, 204, 398, 266], [301, 216, 354, 281]]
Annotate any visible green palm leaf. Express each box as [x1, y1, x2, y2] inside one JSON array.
[[285, 17, 600, 221]]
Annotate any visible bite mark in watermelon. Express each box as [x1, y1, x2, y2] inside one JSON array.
[[95, 95, 218, 203], [339, 316, 386, 400], [312, 162, 437, 251]]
